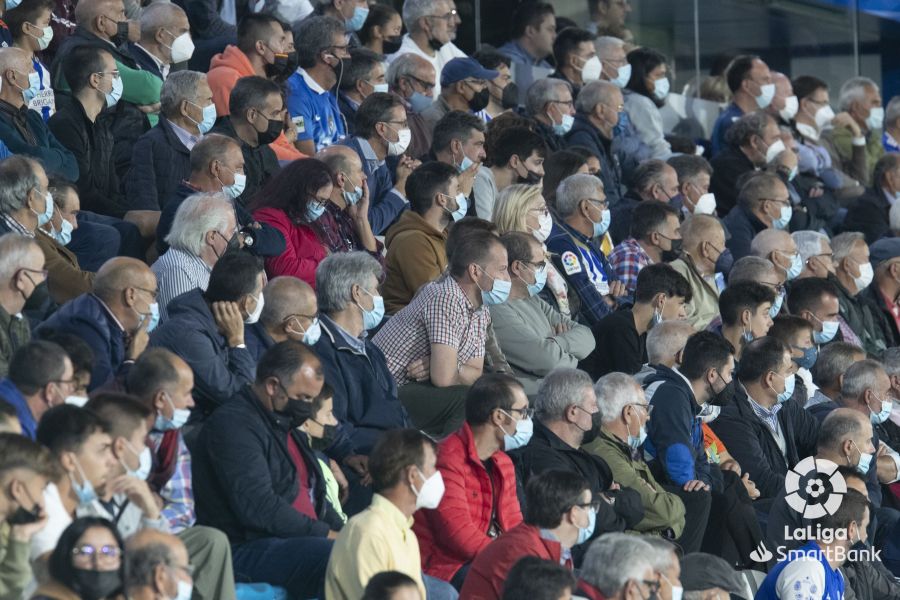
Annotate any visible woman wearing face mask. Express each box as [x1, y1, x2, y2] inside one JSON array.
[[7, 0, 55, 122], [34, 180, 95, 304], [412, 374, 526, 590], [358, 3, 402, 56], [32, 516, 126, 600], [250, 158, 336, 288], [623, 47, 673, 161]]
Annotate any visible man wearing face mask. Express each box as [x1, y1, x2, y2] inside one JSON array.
[[245, 277, 319, 361], [0, 340, 74, 440], [670, 216, 726, 330], [210, 76, 282, 204], [36, 256, 156, 391], [722, 171, 792, 262], [823, 76, 885, 189], [327, 429, 455, 600], [149, 250, 261, 420], [588, 373, 687, 543], [831, 232, 896, 357], [126, 3, 192, 82], [412, 374, 525, 589], [0, 235, 43, 378], [767, 72, 798, 126], [843, 154, 900, 245], [608, 160, 679, 246], [151, 193, 240, 321], [525, 79, 576, 154], [750, 229, 803, 287], [550, 28, 598, 99], [610, 201, 682, 299], [314, 253, 411, 512], [382, 162, 459, 313], [420, 57, 497, 134], [863, 238, 900, 345], [125, 529, 194, 600], [792, 230, 836, 280], [386, 53, 436, 158], [668, 154, 717, 218], [317, 0, 369, 44], [472, 49, 514, 121], [191, 341, 342, 600], [710, 55, 774, 157], [0, 433, 55, 600], [475, 125, 547, 219], [498, 2, 555, 71], [155, 134, 285, 259], [337, 48, 388, 137]]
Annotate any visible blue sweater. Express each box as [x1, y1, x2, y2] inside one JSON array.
[[756, 541, 845, 600]]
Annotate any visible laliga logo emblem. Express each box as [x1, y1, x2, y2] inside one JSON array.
[[785, 457, 847, 519]]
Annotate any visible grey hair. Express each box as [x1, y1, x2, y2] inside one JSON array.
[[139, 2, 185, 41], [0, 234, 39, 283], [792, 230, 829, 264], [882, 347, 900, 377], [535, 367, 594, 422], [749, 229, 792, 259], [724, 111, 769, 147], [632, 160, 670, 194], [555, 174, 604, 219], [164, 192, 234, 256], [402, 0, 443, 32], [838, 77, 879, 112], [647, 320, 695, 365], [831, 231, 865, 262], [818, 409, 864, 454], [813, 342, 864, 388], [124, 542, 173, 588], [575, 80, 618, 114], [728, 256, 777, 284], [387, 53, 431, 88], [160, 70, 206, 118], [315, 251, 382, 313], [581, 533, 656, 596], [594, 36, 625, 60], [0, 156, 40, 215], [887, 96, 900, 130], [841, 359, 885, 400], [595, 372, 642, 425], [294, 16, 345, 68], [642, 536, 679, 571], [525, 79, 571, 117]]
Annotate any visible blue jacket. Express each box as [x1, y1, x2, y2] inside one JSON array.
[[564, 113, 624, 208], [192, 384, 344, 544], [756, 541, 844, 600], [244, 321, 275, 364], [722, 204, 768, 263], [0, 100, 78, 181], [126, 118, 192, 211], [710, 102, 744, 157], [644, 365, 711, 486], [313, 317, 409, 457], [36, 294, 128, 391], [125, 43, 165, 80], [339, 136, 408, 235], [0, 379, 35, 439], [149, 288, 255, 418]]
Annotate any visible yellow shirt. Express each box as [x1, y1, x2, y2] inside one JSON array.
[[324, 494, 425, 600]]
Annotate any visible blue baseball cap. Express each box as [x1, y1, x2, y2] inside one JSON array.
[[441, 57, 499, 87], [869, 237, 900, 267]]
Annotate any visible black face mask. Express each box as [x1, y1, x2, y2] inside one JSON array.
[[517, 167, 542, 185], [427, 35, 443, 51], [383, 35, 402, 55], [6, 489, 42, 525], [714, 246, 733, 276], [707, 374, 735, 407], [468, 87, 490, 113], [71, 568, 122, 600], [577, 407, 603, 445], [660, 238, 683, 263], [111, 20, 129, 46], [275, 397, 314, 428], [254, 115, 284, 145], [310, 422, 338, 451], [501, 82, 519, 110], [265, 52, 295, 82]]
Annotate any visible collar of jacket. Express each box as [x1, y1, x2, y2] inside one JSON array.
[[572, 112, 612, 146], [597, 427, 632, 458], [533, 419, 577, 452], [73, 26, 139, 68], [649, 364, 703, 417], [240, 384, 294, 433], [319, 316, 367, 356], [159, 117, 192, 155], [457, 421, 505, 470]]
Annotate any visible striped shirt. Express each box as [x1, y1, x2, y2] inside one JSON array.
[[151, 248, 212, 321]]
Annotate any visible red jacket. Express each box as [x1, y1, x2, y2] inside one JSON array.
[[414, 423, 523, 582], [458, 523, 566, 600], [252, 207, 326, 288]]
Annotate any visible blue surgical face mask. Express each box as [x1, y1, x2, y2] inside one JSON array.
[[499, 412, 533, 451], [626, 414, 648, 451], [306, 199, 327, 222], [783, 251, 803, 280], [590, 207, 611, 238], [652, 77, 670, 101], [345, 5, 369, 32], [357, 288, 385, 330], [155, 392, 191, 431], [478, 266, 512, 305], [106, 73, 124, 108], [190, 101, 217, 134], [576, 506, 597, 545], [144, 302, 160, 332], [457, 155, 474, 173], [793, 345, 818, 371], [811, 314, 839, 344], [52, 216, 74, 246], [773, 205, 792, 230], [870, 394, 893, 425], [769, 291, 784, 319], [341, 172, 363, 206], [23, 70, 41, 103], [852, 440, 874, 475], [32, 189, 54, 226], [523, 263, 547, 297], [69, 459, 98, 506], [610, 63, 631, 88], [409, 91, 432, 113], [552, 113, 575, 136], [772, 371, 795, 403]]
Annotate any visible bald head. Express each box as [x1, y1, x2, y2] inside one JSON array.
[[94, 257, 155, 302], [125, 529, 191, 592], [317, 144, 363, 176], [0, 47, 32, 75], [75, 0, 125, 37], [259, 277, 318, 341]]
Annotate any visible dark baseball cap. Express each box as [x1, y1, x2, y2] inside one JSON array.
[[869, 237, 900, 267], [680, 553, 747, 598], [441, 57, 499, 87]]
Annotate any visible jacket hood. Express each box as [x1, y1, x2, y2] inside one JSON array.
[[385, 210, 446, 247], [210, 45, 256, 76], [646, 365, 701, 416]]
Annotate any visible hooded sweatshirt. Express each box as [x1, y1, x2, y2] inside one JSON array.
[[382, 211, 448, 314]]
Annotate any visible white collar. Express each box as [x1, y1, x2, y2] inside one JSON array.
[[298, 68, 327, 95]]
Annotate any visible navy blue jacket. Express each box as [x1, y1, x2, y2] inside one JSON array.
[[709, 383, 820, 500], [156, 181, 286, 258], [125, 43, 165, 80], [0, 99, 78, 181], [722, 204, 768, 263], [126, 118, 192, 211], [36, 294, 128, 391], [339, 136, 408, 235], [608, 190, 641, 246], [709, 144, 755, 218], [313, 317, 409, 457], [244, 321, 275, 364], [644, 365, 711, 487], [192, 385, 344, 544], [710, 102, 744, 157], [564, 113, 624, 208], [149, 288, 255, 417]]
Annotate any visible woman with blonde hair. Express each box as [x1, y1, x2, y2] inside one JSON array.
[[492, 184, 572, 317]]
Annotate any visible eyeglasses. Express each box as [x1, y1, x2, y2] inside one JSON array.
[[94, 70, 121, 80], [764, 197, 791, 207], [283, 312, 317, 324], [574, 499, 603, 512], [381, 119, 409, 128], [404, 75, 436, 92], [627, 402, 654, 414], [72, 544, 122, 565], [759, 281, 786, 296], [19, 267, 48, 280], [529, 205, 550, 217], [427, 10, 457, 20], [550, 99, 575, 109], [134, 286, 159, 301], [588, 198, 609, 210], [171, 563, 195, 577], [506, 406, 535, 419]]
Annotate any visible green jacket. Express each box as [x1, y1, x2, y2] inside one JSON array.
[[0, 303, 30, 379], [826, 126, 884, 188], [584, 428, 686, 537], [833, 276, 895, 358], [0, 521, 32, 600]]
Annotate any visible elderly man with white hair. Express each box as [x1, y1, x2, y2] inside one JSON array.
[[822, 76, 885, 187], [386, 53, 436, 158], [792, 230, 834, 279], [151, 192, 238, 320], [525, 78, 575, 153], [387, 0, 466, 97], [576, 533, 658, 599], [749, 229, 802, 282], [0, 234, 44, 378], [633, 319, 695, 384]]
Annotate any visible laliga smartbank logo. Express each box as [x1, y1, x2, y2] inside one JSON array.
[[748, 457, 878, 563]]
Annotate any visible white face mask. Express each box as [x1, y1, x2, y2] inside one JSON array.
[[866, 106, 885, 131], [166, 31, 195, 64], [386, 126, 412, 156], [173, 579, 193, 600], [853, 261, 874, 291], [779, 95, 799, 121], [532, 212, 553, 243], [765, 138, 786, 164], [124, 442, 153, 481], [244, 292, 265, 324], [693, 193, 717, 215], [814, 105, 835, 130], [65, 395, 89, 407], [580, 56, 602, 82], [412, 468, 445, 511]]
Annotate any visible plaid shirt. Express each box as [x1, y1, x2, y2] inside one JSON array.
[[609, 237, 652, 300], [372, 274, 490, 386], [147, 430, 195, 533]]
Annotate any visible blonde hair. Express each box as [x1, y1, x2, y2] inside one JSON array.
[[492, 184, 545, 234]]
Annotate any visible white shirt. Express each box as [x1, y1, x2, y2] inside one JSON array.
[[387, 34, 466, 97]]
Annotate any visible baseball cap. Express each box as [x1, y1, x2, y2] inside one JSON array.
[[868, 237, 900, 267], [680, 553, 748, 598], [441, 57, 499, 87]]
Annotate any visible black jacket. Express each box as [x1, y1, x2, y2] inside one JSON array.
[[564, 113, 624, 208], [843, 187, 891, 245], [861, 284, 900, 354], [126, 118, 192, 212], [579, 308, 645, 379], [531, 114, 565, 154], [608, 190, 641, 246], [722, 204, 768, 263], [709, 383, 819, 500], [156, 181, 286, 257], [193, 385, 344, 544], [710, 144, 756, 217], [48, 93, 123, 217], [210, 118, 280, 206], [337, 93, 358, 137], [832, 275, 895, 358]]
